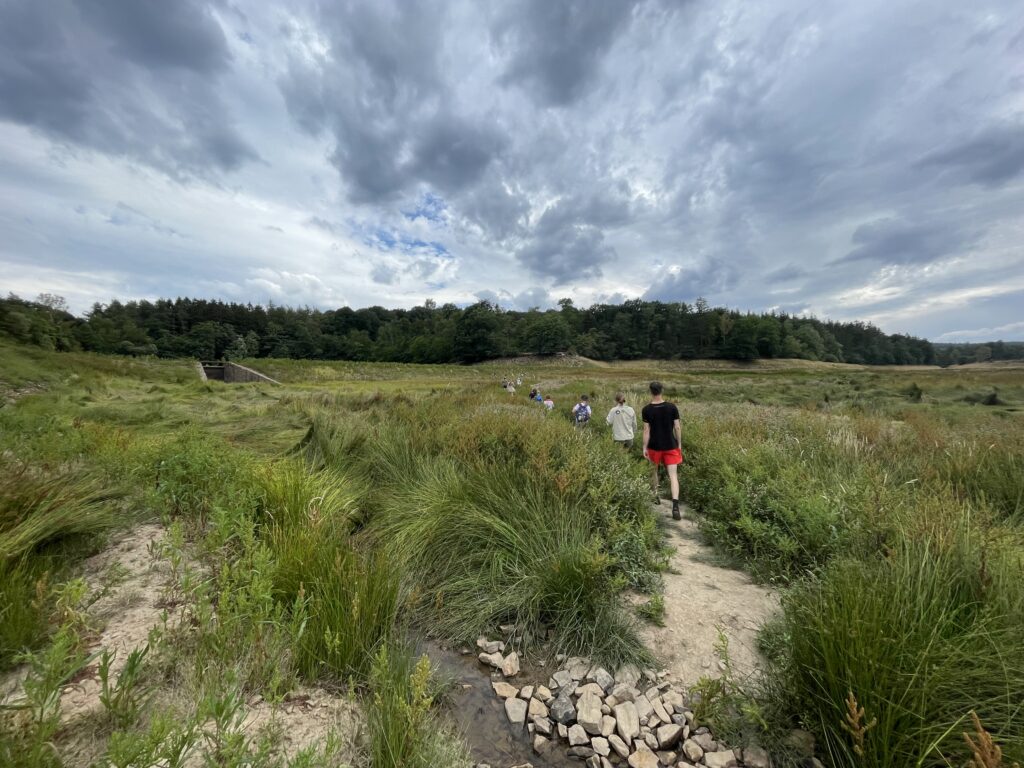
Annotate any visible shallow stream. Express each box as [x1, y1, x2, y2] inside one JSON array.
[[424, 644, 577, 768]]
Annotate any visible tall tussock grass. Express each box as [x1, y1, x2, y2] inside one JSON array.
[[778, 522, 1024, 766], [0, 460, 122, 667], [303, 392, 661, 666]]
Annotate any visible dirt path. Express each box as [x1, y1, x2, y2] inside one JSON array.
[[639, 502, 779, 688]]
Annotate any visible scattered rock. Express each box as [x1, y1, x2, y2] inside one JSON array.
[[600, 714, 616, 737], [616, 664, 642, 687], [681, 738, 703, 762], [528, 697, 549, 719], [652, 698, 671, 724], [550, 670, 573, 690], [743, 745, 772, 768], [613, 701, 640, 744], [492, 681, 518, 698], [519, 685, 534, 700], [657, 723, 683, 749], [608, 734, 630, 759], [644, 732, 660, 750], [656, 750, 676, 766], [479, 651, 503, 668], [569, 724, 590, 746], [536, 685, 553, 702], [693, 732, 716, 752], [558, 723, 568, 740], [550, 693, 576, 724], [501, 651, 521, 677], [576, 682, 605, 699], [627, 743, 660, 768], [610, 683, 640, 702], [577, 691, 604, 735], [477, 636, 505, 654], [703, 749, 738, 768], [662, 690, 684, 710], [635, 694, 654, 720], [505, 697, 528, 726], [588, 666, 615, 692], [533, 716, 553, 736], [591, 736, 610, 756]]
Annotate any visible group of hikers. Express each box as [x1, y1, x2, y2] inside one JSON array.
[[501, 378, 683, 520]]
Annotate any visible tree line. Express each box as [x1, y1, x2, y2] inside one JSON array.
[[5, 291, 1003, 367]]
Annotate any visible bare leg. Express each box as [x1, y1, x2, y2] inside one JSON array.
[[650, 464, 660, 499], [667, 463, 679, 501]]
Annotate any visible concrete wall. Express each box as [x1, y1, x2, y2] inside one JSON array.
[[198, 361, 278, 385]]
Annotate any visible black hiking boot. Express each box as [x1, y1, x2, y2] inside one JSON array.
[[671, 500, 681, 520]]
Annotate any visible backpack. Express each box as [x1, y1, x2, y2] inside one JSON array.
[[574, 403, 591, 424]]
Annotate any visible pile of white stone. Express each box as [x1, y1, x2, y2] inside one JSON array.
[[475, 638, 772, 768]]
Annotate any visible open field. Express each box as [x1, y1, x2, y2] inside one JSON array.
[[1, 341, 1022, 768]]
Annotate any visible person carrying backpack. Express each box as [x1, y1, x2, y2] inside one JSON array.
[[572, 394, 592, 427]]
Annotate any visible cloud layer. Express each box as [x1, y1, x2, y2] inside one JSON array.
[[1, 0, 1022, 340]]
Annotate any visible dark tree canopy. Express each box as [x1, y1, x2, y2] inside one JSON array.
[[3, 291, 1008, 367]]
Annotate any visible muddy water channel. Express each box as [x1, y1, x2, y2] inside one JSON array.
[[424, 644, 576, 768]]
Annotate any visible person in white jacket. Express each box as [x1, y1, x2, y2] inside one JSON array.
[[606, 392, 636, 449]]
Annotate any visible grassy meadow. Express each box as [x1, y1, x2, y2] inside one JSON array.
[[1, 340, 1022, 767]]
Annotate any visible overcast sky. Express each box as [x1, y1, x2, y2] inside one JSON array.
[[1, 0, 1022, 341]]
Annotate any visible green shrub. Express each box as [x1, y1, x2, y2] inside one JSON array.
[[777, 526, 1024, 767]]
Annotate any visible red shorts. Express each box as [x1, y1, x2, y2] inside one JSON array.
[[647, 448, 683, 466]]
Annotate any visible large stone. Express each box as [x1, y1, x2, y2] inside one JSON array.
[[535, 685, 553, 703], [477, 636, 505, 654], [743, 746, 772, 768], [569, 724, 590, 746], [656, 751, 676, 766], [609, 683, 640, 702], [681, 738, 703, 763], [479, 651, 503, 668], [608, 734, 630, 759], [656, 724, 683, 749], [651, 698, 671, 725], [693, 732, 716, 752], [550, 670, 573, 690], [635, 695, 654, 720], [575, 682, 605, 699], [586, 666, 616, 693], [661, 690, 684, 710], [600, 715, 616, 737], [703, 750, 738, 768], [492, 681, 518, 698], [519, 685, 534, 700], [505, 697, 528, 725], [501, 651, 521, 677], [613, 701, 640, 744], [532, 716, 553, 736], [549, 693, 576, 724], [591, 736, 610, 756], [528, 697, 549, 719], [627, 744, 660, 768], [577, 691, 604, 735]]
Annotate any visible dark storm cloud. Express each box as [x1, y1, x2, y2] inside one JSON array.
[[837, 218, 979, 266], [495, 0, 643, 106], [0, 0, 256, 178], [280, 1, 503, 204], [514, 189, 635, 283], [643, 257, 740, 303], [917, 123, 1024, 188]]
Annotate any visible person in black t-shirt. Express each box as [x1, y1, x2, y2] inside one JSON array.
[[641, 380, 683, 520]]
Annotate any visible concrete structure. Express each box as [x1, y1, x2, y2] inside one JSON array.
[[197, 361, 279, 385]]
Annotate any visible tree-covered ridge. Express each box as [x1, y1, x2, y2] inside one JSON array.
[[2, 291, 998, 366]]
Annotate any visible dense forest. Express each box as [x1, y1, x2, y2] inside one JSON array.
[[4, 291, 1016, 367]]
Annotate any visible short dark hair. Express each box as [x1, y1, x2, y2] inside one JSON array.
[[649, 381, 663, 395], [580, 394, 589, 401]]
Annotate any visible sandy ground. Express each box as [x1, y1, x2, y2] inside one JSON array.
[[2, 523, 362, 767], [638, 502, 779, 689]]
